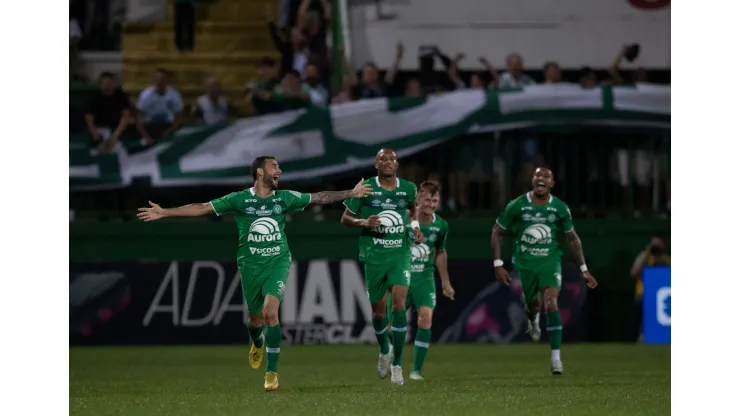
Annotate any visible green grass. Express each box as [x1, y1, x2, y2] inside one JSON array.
[[70, 344, 670, 415]]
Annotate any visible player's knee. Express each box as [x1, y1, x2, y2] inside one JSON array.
[[263, 296, 280, 325], [391, 286, 407, 310], [543, 288, 559, 312], [249, 313, 265, 327], [417, 308, 432, 329]]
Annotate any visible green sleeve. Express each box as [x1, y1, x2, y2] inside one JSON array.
[[210, 192, 240, 216], [438, 221, 448, 251], [496, 199, 518, 230], [408, 182, 418, 205], [560, 202, 574, 233], [343, 197, 362, 215], [284, 190, 312, 213]]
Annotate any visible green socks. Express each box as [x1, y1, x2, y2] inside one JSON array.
[[248, 323, 264, 348], [265, 324, 282, 372], [413, 328, 432, 372], [546, 311, 563, 352], [372, 316, 390, 355], [391, 310, 407, 366]]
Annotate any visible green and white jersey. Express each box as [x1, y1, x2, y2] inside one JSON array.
[[344, 177, 417, 265], [410, 214, 448, 278], [496, 192, 574, 268], [210, 188, 311, 271]]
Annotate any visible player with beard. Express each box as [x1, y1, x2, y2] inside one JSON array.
[[341, 148, 424, 386], [137, 156, 372, 391], [387, 180, 455, 381], [490, 165, 598, 375]]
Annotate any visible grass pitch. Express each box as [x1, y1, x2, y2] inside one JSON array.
[[70, 344, 670, 415]]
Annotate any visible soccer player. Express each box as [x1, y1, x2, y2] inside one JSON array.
[[387, 180, 455, 381], [490, 166, 598, 375], [136, 156, 372, 391], [340, 148, 424, 386]]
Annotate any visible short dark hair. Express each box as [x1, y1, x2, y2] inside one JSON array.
[[251, 156, 276, 180], [98, 71, 116, 80], [543, 61, 560, 72], [285, 69, 301, 79], [155, 68, 169, 77], [260, 56, 276, 67], [419, 180, 441, 196], [535, 164, 554, 176]]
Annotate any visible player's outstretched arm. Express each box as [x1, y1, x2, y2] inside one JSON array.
[[310, 179, 372, 205], [565, 229, 598, 289], [137, 201, 214, 222]]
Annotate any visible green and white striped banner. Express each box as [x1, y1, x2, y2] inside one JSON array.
[[70, 84, 670, 190]]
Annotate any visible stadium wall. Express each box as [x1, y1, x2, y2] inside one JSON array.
[[70, 220, 669, 345]]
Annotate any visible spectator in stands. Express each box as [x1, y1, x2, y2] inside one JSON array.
[[332, 47, 356, 104], [70, 17, 83, 81], [136, 69, 184, 145], [298, 0, 331, 82], [630, 236, 671, 342], [497, 53, 534, 89], [447, 54, 488, 90], [247, 57, 282, 115], [303, 64, 329, 107], [579, 66, 599, 89], [174, 0, 197, 52], [255, 70, 310, 111], [543, 61, 563, 83], [477, 57, 500, 89], [268, 19, 309, 79], [193, 77, 231, 125], [84, 72, 131, 153], [609, 45, 650, 85], [346, 43, 403, 99]]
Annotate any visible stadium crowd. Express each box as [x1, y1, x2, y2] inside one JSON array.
[[70, 0, 670, 219]]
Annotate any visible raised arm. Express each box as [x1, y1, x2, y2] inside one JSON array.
[[137, 201, 214, 222]]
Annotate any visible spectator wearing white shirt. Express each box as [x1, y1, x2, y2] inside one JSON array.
[[193, 77, 231, 125], [497, 53, 535, 89], [303, 64, 328, 107], [136, 69, 184, 144]]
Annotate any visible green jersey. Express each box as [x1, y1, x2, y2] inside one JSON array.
[[344, 177, 417, 265], [210, 187, 311, 270], [410, 213, 449, 277], [495, 192, 574, 268]]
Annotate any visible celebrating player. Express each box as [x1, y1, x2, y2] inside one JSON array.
[[490, 166, 598, 375], [136, 156, 372, 391], [340, 148, 424, 386], [387, 180, 454, 381]]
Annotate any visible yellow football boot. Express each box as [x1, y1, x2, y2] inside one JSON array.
[[264, 372, 279, 391]]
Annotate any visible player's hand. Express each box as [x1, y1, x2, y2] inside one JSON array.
[[442, 282, 455, 300], [495, 266, 511, 286], [364, 215, 382, 228], [351, 178, 372, 198], [137, 201, 166, 222], [583, 271, 598, 289], [413, 227, 424, 244]]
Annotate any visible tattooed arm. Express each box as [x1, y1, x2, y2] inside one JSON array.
[[565, 229, 598, 289], [565, 230, 586, 267], [311, 179, 372, 205], [310, 189, 357, 205]]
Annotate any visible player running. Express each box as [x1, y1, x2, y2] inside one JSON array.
[[137, 156, 372, 392], [340, 148, 424, 386], [387, 180, 455, 381], [490, 166, 598, 375]]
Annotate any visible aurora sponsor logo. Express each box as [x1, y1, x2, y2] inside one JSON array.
[[520, 224, 552, 245], [371, 210, 406, 234], [247, 218, 282, 243]]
